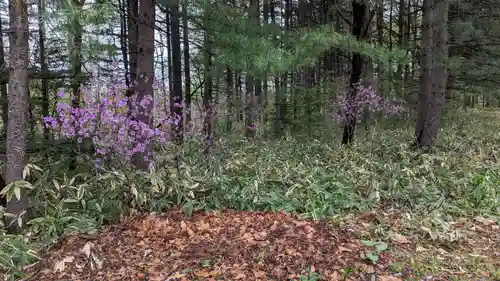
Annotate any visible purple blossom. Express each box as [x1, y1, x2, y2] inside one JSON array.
[[43, 83, 186, 167], [56, 89, 65, 98], [332, 84, 407, 123]]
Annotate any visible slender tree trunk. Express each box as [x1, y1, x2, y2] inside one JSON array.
[[171, 0, 183, 144], [387, 0, 393, 93], [131, 0, 155, 169], [397, 0, 405, 80], [446, 1, 458, 101], [183, 0, 191, 130], [225, 0, 235, 131], [203, 3, 213, 151], [245, 0, 258, 138], [376, 0, 384, 95], [0, 17, 8, 139], [5, 0, 29, 234], [404, 0, 411, 82], [341, 0, 366, 145], [362, 3, 373, 136], [411, 0, 418, 80], [334, 6, 342, 76], [236, 71, 243, 122], [415, 0, 433, 141], [225, 67, 233, 132], [70, 0, 84, 107], [262, 0, 269, 133], [166, 9, 174, 102], [68, 0, 85, 170], [38, 0, 49, 139], [119, 0, 129, 89], [272, 0, 282, 136], [127, 0, 138, 97], [304, 0, 314, 135], [159, 32, 167, 113], [245, 74, 256, 138]]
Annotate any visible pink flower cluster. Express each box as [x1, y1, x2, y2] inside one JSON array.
[[43, 85, 177, 164], [332, 84, 407, 122]]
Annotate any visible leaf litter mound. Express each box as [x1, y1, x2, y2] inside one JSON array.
[[23, 209, 402, 281]]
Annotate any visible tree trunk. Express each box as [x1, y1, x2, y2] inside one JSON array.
[[70, 0, 84, 108], [236, 71, 243, 122], [183, 0, 191, 130], [171, 0, 184, 144], [414, 0, 449, 148], [67, 0, 85, 171], [131, 0, 155, 169], [0, 16, 8, 139], [245, 0, 258, 138], [159, 32, 167, 113], [203, 3, 213, 151], [38, 0, 49, 139], [225, 67, 233, 132], [272, 0, 283, 137], [362, 3, 373, 136], [397, 0, 405, 80], [341, 0, 366, 145], [127, 0, 138, 97], [5, 0, 30, 234], [119, 0, 129, 90], [262, 0, 269, 133], [411, 0, 418, 80], [376, 0, 384, 95], [166, 9, 174, 103]]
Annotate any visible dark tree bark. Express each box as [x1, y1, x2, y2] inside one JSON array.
[[127, 0, 138, 97], [376, 0, 384, 94], [341, 0, 367, 145], [5, 0, 29, 234], [171, 0, 184, 144], [236, 72, 243, 122], [38, 0, 49, 139], [131, 0, 155, 170], [322, 0, 334, 77], [404, 0, 411, 82], [225, 67, 233, 132], [245, 0, 258, 138], [183, 0, 191, 129], [166, 9, 174, 101], [281, 0, 291, 131], [397, 0, 406, 80], [159, 32, 167, 113], [414, 0, 449, 148], [68, 0, 85, 171], [334, 4, 342, 77], [70, 0, 84, 107], [202, 3, 213, 151], [262, 0, 269, 132], [446, 1, 459, 101], [272, 0, 283, 137], [0, 16, 8, 138], [411, 0, 418, 80], [119, 0, 129, 89]]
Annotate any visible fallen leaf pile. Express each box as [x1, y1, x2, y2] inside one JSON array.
[[22, 209, 400, 281], [20, 209, 500, 281]]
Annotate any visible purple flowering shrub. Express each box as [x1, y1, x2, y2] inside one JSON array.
[[43, 83, 179, 166], [332, 84, 407, 123]]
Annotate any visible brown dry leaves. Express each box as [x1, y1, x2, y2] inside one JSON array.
[[23, 209, 401, 281], [23, 209, 500, 280]]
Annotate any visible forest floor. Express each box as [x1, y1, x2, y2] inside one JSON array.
[[22, 207, 500, 281], [5, 109, 500, 281]]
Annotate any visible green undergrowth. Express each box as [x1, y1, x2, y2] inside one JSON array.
[[1, 109, 500, 279]]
